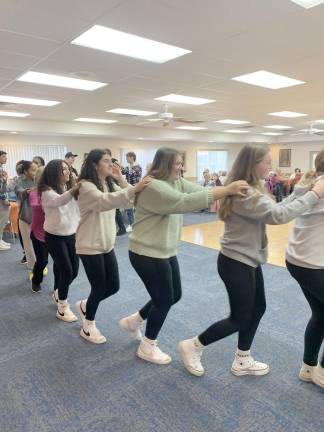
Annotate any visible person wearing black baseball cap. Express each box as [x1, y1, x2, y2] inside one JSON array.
[[65, 152, 78, 178]]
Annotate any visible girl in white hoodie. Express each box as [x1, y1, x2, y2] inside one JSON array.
[[74, 149, 150, 344], [38, 160, 80, 323], [286, 150, 324, 389]]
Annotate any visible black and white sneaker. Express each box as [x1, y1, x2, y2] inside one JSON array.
[[31, 282, 42, 293], [52, 289, 59, 306], [75, 299, 87, 322]]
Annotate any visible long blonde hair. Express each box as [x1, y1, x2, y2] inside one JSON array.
[[219, 143, 269, 220]]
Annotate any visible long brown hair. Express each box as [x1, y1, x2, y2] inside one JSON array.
[[146, 147, 180, 180], [315, 149, 324, 176], [219, 143, 270, 220], [38, 160, 74, 195]]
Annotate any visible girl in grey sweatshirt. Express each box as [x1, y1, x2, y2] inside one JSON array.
[[179, 144, 324, 378], [286, 150, 324, 389]]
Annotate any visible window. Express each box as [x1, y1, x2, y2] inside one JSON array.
[[120, 148, 157, 175], [1, 143, 67, 177], [196, 150, 228, 181]]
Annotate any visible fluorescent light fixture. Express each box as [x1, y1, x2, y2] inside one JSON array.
[[175, 126, 207, 130], [215, 119, 250, 125], [261, 132, 284, 136], [18, 71, 107, 91], [107, 108, 157, 116], [299, 128, 324, 132], [224, 129, 249, 134], [0, 111, 30, 117], [0, 95, 60, 106], [290, 0, 324, 9], [155, 94, 215, 105], [314, 119, 324, 123], [232, 70, 304, 89], [74, 117, 117, 124], [264, 125, 293, 130], [269, 111, 307, 118], [71, 25, 191, 63]]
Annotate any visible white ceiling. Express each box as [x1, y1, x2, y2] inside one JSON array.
[[1, 0, 324, 142]]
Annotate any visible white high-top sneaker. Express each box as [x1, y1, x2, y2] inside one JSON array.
[[137, 337, 172, 364], [231, 349, 269, 376], [299, 362, 315, 382], [178, 337, 205, 377], [0, 239, 10, 247], [0, 242, 10, 251], [119, 312, 143, 340], [312, 364, 324, 388], [80, 320, 106, 344], [56, 301, 78, 323], [52, 289, 58, 306], [75, 299, 87, 322]]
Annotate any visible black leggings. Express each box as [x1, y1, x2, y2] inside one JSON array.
[[129, 251, 182, 340], [30, 232, 59, 288], [199, 253, 266, 350], [286, 261, 324, 368], [45, 232, 79, 301], [80, 250, 120, 321]]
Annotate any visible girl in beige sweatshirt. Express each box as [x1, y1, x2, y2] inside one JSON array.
[[74, 149, 150, 344]]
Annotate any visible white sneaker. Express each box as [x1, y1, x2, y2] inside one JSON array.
[[0, 242, 10, 251], [299, 362, 315, 382], [312, 364, 324, 388], [137, 337, 171, 365], [52, 289, 58, 306], [75, 299, 87, 322], [56, 302, 78, 323], [126, 225, 132, 233], [80, 320, 106, 344], [231, 351, 269, 376], [119, 312, 143, 341], [178, 338, 205, 377], [0, 239, 10, 247]]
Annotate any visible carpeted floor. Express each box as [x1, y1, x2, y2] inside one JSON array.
[[0, 222, 323, 432]]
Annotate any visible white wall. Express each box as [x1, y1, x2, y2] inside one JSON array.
[[0, 134, 246, 180], [271, 141, 324, 174]]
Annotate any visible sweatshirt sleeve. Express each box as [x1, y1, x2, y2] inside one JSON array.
[[41, 189, 74, 208], [232, 188, 319, 225], [139, 180, 213, 215], [79, 181, 135, 212], [180, 178, 207, 193]]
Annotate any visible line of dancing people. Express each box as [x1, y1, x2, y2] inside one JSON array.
[[0, 144, 323, 389]]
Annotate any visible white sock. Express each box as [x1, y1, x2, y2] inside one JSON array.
[[58, 299, 67, 306], [84, 319, 94, 330], [193, 336, 205, 350], [143, 336, 155, 345], [237, 348, 250, 357]]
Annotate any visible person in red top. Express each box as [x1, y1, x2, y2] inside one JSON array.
[[29, 167, 59, 293]]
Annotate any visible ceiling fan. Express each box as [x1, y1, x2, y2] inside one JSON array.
[[144, 104, 205, 127], [292, 122, 324, 136]]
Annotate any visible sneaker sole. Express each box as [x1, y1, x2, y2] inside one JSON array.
[[312, 376, 324, 388], [119, 318, 142, 341], [136, 348, 172, 365], [178, 343, 205, 377], [299, 372, 313, 382], [231, 366, 270, 376], [80, 329, 106, 344], [56, 311, 78, 323], [75, 301, 86, 322]]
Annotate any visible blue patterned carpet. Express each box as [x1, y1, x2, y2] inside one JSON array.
[[0, 224, 323, 432]]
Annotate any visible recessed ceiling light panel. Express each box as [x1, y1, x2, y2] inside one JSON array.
[[215, 119, 250, 125], [176, 126, 207, 130], [290, 0, 324, 9], [71, 25, 191, 63], [155, 94, 215, 105], [0, 95, 60, 106], [107, 108, 157, 116], [224, 129, 249, 134], [232, 70, 304, 89], [268, 111, 307, 118], [74, 118, 118, 124], [0, 111, 30, 117]]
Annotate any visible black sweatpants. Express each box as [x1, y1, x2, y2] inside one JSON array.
[[129, 251, 182, 340], [199, 253, 266, 350], [30, 232, 59, 288], [80, 250, 120, 321], [286, 261, 324, 368], [45, 232, 79, 301]]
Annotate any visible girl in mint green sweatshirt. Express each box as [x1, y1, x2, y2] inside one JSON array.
[[119, 147, 248, 365]]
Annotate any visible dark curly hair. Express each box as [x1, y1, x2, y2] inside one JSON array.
[[77, 149, 114, 198], [38, 159, 74, 195]]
